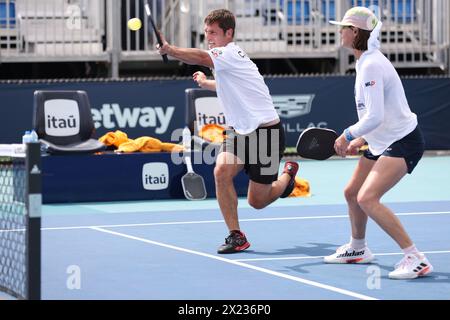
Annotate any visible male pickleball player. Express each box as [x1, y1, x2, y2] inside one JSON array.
[[156, 9, 299, 253]]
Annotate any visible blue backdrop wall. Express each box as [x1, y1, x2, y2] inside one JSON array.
[[1, 76, 449, 149]]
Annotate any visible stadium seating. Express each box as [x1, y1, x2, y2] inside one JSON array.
[[0, 0, 15, 27]]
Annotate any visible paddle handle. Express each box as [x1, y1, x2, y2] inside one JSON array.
[[145, 2, 168, 63], [185, 155, 194, 173], [182, 127, 191, 150]]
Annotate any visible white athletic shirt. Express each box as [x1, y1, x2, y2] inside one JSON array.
[[349, 49, 418, 155], [207, 42, 279, 135]]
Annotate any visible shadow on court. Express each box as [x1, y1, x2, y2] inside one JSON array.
[[244, 243, 338, 257]]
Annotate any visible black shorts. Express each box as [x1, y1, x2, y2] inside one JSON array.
[[364, 125, 425, 174], [220, 121, 285, 184]]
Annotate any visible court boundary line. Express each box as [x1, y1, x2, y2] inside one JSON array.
[[39, 210, 450, 231], [90, 226, 378, 300], [234, 250, 450, 262]]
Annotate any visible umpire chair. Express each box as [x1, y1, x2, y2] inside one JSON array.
[[33, 90, 106, 155]]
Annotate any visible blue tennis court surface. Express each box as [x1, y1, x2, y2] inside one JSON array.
[[39, 156, 450, 300]]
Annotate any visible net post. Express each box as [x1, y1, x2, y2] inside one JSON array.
[[25, 142, 41, 300]]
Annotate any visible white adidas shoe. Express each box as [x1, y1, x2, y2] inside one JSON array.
[[388, 253, 433, 280], [324, 243, 374, 264]]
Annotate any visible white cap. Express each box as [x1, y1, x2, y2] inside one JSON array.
[[330, 6, 379, 31]]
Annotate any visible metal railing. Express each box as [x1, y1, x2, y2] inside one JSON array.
[[0, 0, 108, 62], [0, 0, 448, 76]]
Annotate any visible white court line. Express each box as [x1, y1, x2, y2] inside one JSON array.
[[41, 210, 450, 231], [235, 250, 450, 262], [90, 226, 378, 300]]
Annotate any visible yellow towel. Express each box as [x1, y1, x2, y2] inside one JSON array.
[[134, 136, 163, 152], [289, 177, 311, 197], [100, 131, 184, 153], [98, 130, 129, 147], [161, 142, 184, 152], [117, 136, 162, 153], [116, 140, 139, 153]]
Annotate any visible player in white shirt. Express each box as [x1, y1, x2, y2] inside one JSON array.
[[324, 7, 433, 279], [157, 9, 299, 254]]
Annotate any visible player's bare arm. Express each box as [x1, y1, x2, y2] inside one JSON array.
[[193, 71, 216, 91], [157, 32, 213, 68]]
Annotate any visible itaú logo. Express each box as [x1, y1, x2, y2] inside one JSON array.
[[44, 99, 80, 136], [197, 112, 226, 127], [194, 96, 226, 132], [142, 163, 169, 190]]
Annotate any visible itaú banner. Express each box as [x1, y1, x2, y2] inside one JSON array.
[[0, 76, 449, 150]]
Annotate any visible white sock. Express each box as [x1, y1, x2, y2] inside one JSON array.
[[350, 237, 366, 250], [402, 244, 421, 256]]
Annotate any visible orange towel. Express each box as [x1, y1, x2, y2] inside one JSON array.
[[161, 142, 184, 152], [134, 136, 162, 152], [117, 136, 162, 153], [199, 124, 226, 143], [116, 140, 140, 153], [99, 130, 129, 147], [288, 177, 311, 197], [100, 131, 184, 153]]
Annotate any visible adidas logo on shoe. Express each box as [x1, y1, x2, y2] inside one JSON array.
[[324, 243, 374, 264], [336, 250, 365, 258]]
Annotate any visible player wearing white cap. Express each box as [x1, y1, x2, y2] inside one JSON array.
[[324, 7, 433, 280]]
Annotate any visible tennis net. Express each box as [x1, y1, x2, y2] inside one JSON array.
[[0, 143, 41, 300]]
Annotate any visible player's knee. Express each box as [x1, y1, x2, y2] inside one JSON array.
[[344, 186, 358, 203], [357, 193, 378, 212], [248, 196, 268, 210], [214, 164, 233, 183], [247, 192, 268, 210]]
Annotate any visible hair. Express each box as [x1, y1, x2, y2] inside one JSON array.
[[204, 9, 236, 37], [353, 28, 371, 51]]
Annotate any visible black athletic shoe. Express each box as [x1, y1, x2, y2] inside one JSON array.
[[217, 230, 251, 254], [280, 161, 299, 198]]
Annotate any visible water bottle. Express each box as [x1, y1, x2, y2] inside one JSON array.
[[22, 131, 31, 145], [29, 130, 39, 143]]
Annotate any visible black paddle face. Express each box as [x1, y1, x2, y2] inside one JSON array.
[[182, 172, 207, 200], [296, 128, 338, 160]]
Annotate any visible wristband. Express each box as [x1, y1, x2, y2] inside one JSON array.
[[344, 128, 355, 142]]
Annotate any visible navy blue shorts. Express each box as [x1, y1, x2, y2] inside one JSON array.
[[363, 125, 425, 174]]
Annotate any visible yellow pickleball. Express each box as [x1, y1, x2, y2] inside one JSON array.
[[127, 18, 142, 31]]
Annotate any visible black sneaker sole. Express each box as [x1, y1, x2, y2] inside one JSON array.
[[280, 178, 295, 198], [217, 241, 251, 254]]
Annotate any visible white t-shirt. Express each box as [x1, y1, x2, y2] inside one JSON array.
[[350, 49, 418, 155], [207, 42, 279, 134]]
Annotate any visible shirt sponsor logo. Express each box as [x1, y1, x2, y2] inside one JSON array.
[[237, 50, 247, 58], [211, 48, 223, 58], [365, 81, 376, 87]]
